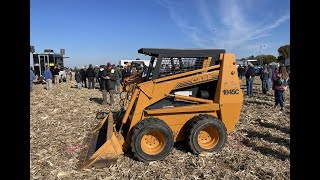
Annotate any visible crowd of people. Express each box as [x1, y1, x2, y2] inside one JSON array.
[[31, 66, 73, 91], [31, 61, 290, 111], [238, 63, 290, 111], [74, 62, 146, 105]]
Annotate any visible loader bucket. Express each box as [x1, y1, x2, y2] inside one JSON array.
[[78, 112, 126, 170]]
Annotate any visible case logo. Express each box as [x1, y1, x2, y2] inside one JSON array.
[[191, 74, 214, 83]]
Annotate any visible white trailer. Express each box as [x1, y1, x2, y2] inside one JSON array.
[[285, 58, 290, 66], [119, 59, 150, 67]]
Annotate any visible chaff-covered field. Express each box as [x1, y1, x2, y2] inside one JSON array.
[[30, 79, 290, 179]]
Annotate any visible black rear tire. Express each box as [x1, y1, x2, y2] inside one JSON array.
[[131, 117, 174, 162], [186, 114, 227, 154]]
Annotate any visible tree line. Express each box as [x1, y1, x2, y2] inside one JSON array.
[[238, 44, 290, 65]]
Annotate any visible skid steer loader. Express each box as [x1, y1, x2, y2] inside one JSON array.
[[78, 48, 243, 170]]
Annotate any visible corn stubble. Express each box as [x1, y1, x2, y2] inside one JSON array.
[[30, 79, 290, 179]]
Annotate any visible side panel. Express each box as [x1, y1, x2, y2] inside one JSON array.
[[214, 53, 243, 133]]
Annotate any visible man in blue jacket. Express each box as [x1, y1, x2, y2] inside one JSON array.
[[43, 67, 53, 91]]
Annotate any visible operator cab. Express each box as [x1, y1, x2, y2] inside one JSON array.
[[138, 48, 225, 81], [138, 48, 226, 109]]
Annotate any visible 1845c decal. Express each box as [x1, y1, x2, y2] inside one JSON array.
[[223, 89, 240, 95]]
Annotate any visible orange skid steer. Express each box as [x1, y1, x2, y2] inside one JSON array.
[[78, 48, 243, 170]]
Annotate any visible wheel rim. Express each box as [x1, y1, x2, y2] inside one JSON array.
[[197, 126, 219, 149], [141, 130, 165, 155]]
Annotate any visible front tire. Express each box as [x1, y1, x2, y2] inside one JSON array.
[[186, 114, 227, 154], [131, 117, 174, 162]]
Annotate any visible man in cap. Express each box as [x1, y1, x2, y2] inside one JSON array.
[[86, 64, 96, 89], [101, 62, 117, 105], [244, 62, 256, 97], [79, 66, 87, 88], [53, 66, 60, 84], [43, 66, 53, 91]]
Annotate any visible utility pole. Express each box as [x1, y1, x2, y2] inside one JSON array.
[[259, 44, 266, 66]]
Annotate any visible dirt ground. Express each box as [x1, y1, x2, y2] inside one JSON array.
[[30, 78, 290, 180]]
